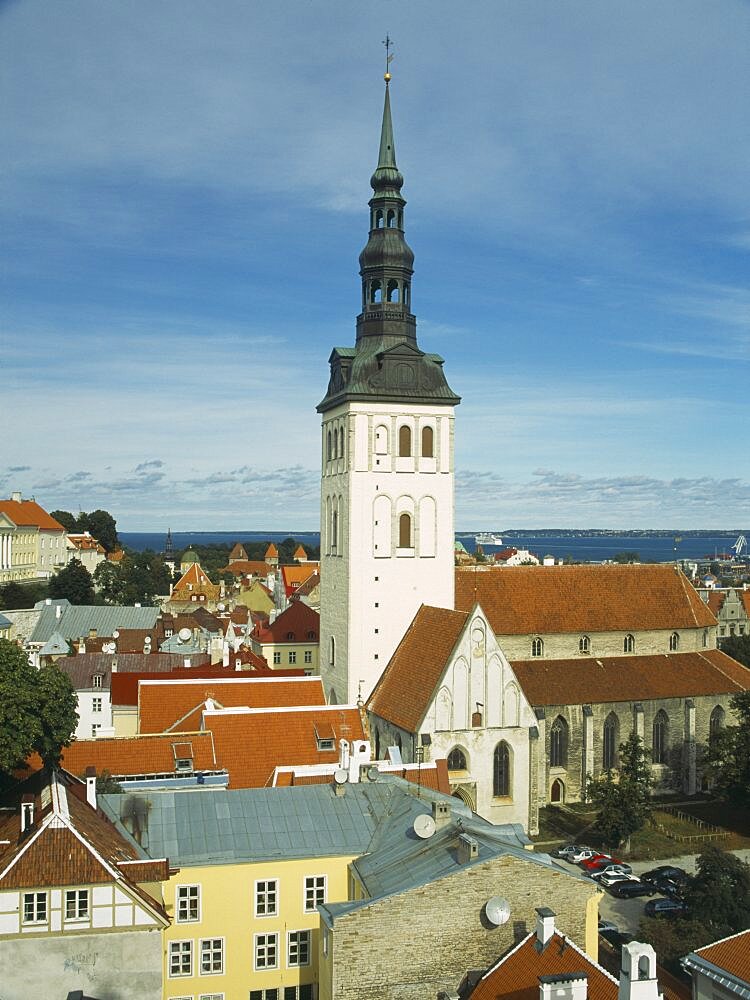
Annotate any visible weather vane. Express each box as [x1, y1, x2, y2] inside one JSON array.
[[382, 34, 394, 82]]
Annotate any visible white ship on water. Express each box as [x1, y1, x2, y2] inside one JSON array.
[[474, 532, 503, 546]]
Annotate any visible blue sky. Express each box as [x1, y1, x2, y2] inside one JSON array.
[[2, 0, 748, 531]]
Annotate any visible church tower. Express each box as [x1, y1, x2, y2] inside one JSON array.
[[318, 71, 460, 705]]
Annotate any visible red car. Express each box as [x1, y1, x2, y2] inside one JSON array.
[[580, 854, 618, 871]]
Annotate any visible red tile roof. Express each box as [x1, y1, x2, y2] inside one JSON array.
[[706, 591, 726, 615], [265, 543, 278, 557], [171, 562, 220, 600], [229, 543, 249, 562], [58, 652, 212, 691], [694, 928, 750, 983], [59, 731, 219, 776], [280, 564, 321, 597], [221, 560, 275, 577], [272, 759, 450, 793], [111, 666, 237, 706], [456, 564, 716, 634], [203, 705, 366, 788], [0, 498, 65, 532], [251, 600, 320, 644], [368, 605, 469, 731], [510, 649, 750, 706], [469, 930, 617, 1000], [138, 675, 327, 733]]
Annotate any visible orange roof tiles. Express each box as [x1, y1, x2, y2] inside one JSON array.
[[510, 649, 750, 706], [265, 543, 278, 557], [223, 560, 275, 577], [281, 563, 321, 597], [294, 545, 307, 559], [694, 928, 750, 983], [59, 731, 218, 776], [455, 564, 716, 634], [0, 498, 65, 532], [111, 666, 237, 706], [171, 562, 220, 599], [469, 930, 617, 1000], [368, 605, 469, 731], [203, 705, 366, 787], [706, 591, 726, 615], [138, 674, 327, 733]]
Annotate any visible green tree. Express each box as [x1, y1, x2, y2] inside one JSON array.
[[682, 847, 750, 938], [93, 559, 126, 604], [637, 917, 713, 974], [613, 550, 640, 564], [49, 509, 78, 532], [77, 510, 118, 552], [706, 691, 750, 808], [49, 558, 95, 605], [0, 639, 78, 781], [0, 581, 48, 610], [719, 634, 750, 668], [586, 733, 652, 850]]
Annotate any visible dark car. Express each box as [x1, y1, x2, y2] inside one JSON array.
[[608, 880, 655, 898], [644, 897, 687, 917], [641, 866, 686, 884]]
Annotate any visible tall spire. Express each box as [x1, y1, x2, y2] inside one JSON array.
[[371, 83, 403, 197]]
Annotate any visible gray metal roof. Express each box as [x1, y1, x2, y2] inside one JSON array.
[[30, 604, 161, 643], [0, 613, 11, 628], [39, 631, 70, 655]]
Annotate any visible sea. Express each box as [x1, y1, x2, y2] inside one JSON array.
[[119, 529, 746, 564]]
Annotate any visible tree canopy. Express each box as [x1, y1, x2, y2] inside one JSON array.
[[586, 732, 652, 849], [50, 508, 118, 552], [94, 550, 171, 605], [0, 639, 78, 783], [0, 581, 49, 610], [706, 690, 750, 808], [49, 558, 95, 605], [682, 846, 750, 938], [720, 634, 750, 668]]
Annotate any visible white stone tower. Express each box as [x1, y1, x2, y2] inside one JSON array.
[[318, 73, 460, 705]]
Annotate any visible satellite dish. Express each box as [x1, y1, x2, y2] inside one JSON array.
[[367, 766, 380, 782], [112, 630, 120, 639], [484, 896, 511, 926], [413, 814, 437, 840], [178, 627, 192, 642], [333, 768, 348, 785], [218, 603, 225, 612]]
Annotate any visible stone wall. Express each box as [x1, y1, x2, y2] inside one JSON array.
[[496, 625, 716, 661]]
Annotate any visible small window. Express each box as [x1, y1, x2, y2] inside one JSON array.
[[550, 716, 568, 768], [65, 889, 89, 920], [169, 940, 193, 977], [531, 636, 544, 657], [669, 632, 679, 651], [493, 742, 511, 797], [304, 650, 312, 664], [421, 425, 434, 458], [254, 932, 278, 970], [399, 512, 412, 549], [287, 929, 311, 967], [255, 879, 278, 917], [92, 697, 102, 712], [93, 674, 103, 689], [603, 713, 619, 770], [652, 710, 669, 764], [273, 651, 281, 665], [329, 635, 335, 666], [22, 892, 47, 924], [91, 724, 101, 738], [398, 424, 412, 457], [326, 429, 332, 461], [579, 635, 590, 654], [288, 651, 297, 664], [200, 937, 224, 975], [304, 875, 326, 912], [177, 884, 200, 922], [339, 426, 344, 459], [709, 705, 725, 737], [624, 633, 635, 653], [447, 746, 467, 771]]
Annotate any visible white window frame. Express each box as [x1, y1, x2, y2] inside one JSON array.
[[253, 932, 278, 970], [304, 649, 312, 664], [272, 651, 281, 665], [304, 874, 326, 912], [254, 879, 278, 918], [22, 891, 48, 924], [287, 929, 311, 967], [65, 888, 89, 921], [92, 697, 102, 713], [176, 884, 201, 923], [199, 937, 224, 976], [169, 940, 193, 978], [199, 994, 224, 1000]]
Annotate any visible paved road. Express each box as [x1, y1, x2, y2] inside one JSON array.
[[564, 849, 750, 936]]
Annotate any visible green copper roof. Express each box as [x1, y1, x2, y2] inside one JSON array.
[[370, 83, 404, 197]]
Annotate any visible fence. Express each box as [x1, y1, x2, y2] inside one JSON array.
[[653, 806, 730, 843]]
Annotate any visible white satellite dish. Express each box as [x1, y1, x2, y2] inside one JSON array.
[[484, 896, 511, 926], [413, 814, 437, 840], [112, 630, 120, 639], [218, 603, 225, 612], [178, 627, 192, 642], [333, 768, 348, 785]]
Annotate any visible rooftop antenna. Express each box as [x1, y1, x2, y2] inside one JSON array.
[[382, 34, 394, 82], [414, 744, 424, 798]]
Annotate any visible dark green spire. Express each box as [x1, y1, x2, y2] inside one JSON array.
[[370, 83, 404, 197]]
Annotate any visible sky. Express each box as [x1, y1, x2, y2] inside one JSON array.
[[2, 0, 749, 531]]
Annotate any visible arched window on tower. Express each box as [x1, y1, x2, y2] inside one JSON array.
[[387, 209, 396, 228], [399, 512, 412, 549], [339, 427, 344, 460], [603, 713, 619, 770], [447, 746, 467, 771], [326, 430, 332, 462], [374, 424, 389, 454], [550, 716, 568, 767], [652, 710, 669, 764], [387, 279, 399, 303], [421, 425, 434, 458], [332, 428, 338, 460], [398, 425, 412, 457], [709, 705, 725, 738], [329, 635, 336, 666], [493, 742, 511, 797], [371, 280, 382, 304], [375, 209, 384, 229], [331, 507, 338, 555]]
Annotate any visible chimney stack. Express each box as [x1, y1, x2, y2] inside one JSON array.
[[20, 794, 35, 833], [457, 833, 479, 864], [535, 907, 556, 948], [618, 943, 663, 1000], [432, 800, 452, 829], [85, 767, 97, 810], [539, 974, 588, 1000]]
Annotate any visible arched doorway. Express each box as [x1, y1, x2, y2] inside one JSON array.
[[451, 785, 476, 811], [550, 778, 565, 804]]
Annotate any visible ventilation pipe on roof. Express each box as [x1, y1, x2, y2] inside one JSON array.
[[432, 800, 451, 829], [85, 767, 97, 810], [348, 740, 371, 783], [456, 833, 478, 865], [55, 604, 62, 619]]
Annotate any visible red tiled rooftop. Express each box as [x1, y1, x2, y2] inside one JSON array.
[[111, 666, 237, 706], [59, 731, 218, 776], [251, 600, 319, 644], [0, 498, 65, 532], [694, 928, 750, 983]]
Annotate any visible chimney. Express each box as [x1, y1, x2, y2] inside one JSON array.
[[11, 491, 22, 502], [432, 800, 452, 829], [535, 907, 556, 948], [457, 833, 479, 864], [338, 739, 351, 771], [539, 974, 588, 1000], [55, 604, 62, 619], [618, 943, 663, 1000], [111, 658, 118, 673], [89, 628, 97, 639], [20, 794, 34, 833], [85, 767, 97, 810], [348, 740, 371, 783], [184, 657, 191, 669]]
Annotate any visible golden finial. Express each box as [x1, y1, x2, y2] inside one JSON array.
[[383, 34, 394, 82]]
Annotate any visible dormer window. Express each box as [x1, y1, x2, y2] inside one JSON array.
[[93, 673, 103, 689], [173, 742, 194, 773]]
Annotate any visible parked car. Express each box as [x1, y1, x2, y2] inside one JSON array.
[[590, 863, 633, 880], [640, 866, 686, 884], [552, 844, 585, 860], [644, 897, 687, 917], [580, 853, 615, 871], [608, 880, 655, 898], [598, 871, 641, 888], [570, 848, 599, 863], [653, 875, 689, 899], [598, 919, 618, 934]]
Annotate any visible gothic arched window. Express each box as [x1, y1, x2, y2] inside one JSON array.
[[493, 742, 511, 797], [709, 705, 725, 738], [624, 633, 635, 654], [398, 424, 412, 457], [421, 425, 434, 458], [339, 427, 344, 460], [387, 279, 399, 303], [579, 635, 590, 654], [603, 713, 619, 770], [531, 636, 544, 658], [652, 710, 669, 764], [702, 629, 709, 648], [550, 716, 568, 768], [387, 209, 396, 228], [326, 430, 332, 462], [669, 632, 679, 651], [371, 279, 382, 304], [447, 746, 467, 771], [399, 512, 412, 549], [331, 509, 338, 554]]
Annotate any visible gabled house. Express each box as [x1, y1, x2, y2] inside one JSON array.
[[248, 601, 320, 671], [167, 562, 222, 612], [0, 767, 169, 1000], [682, 928, 750, 1000], [0, 493, 67, 582]]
